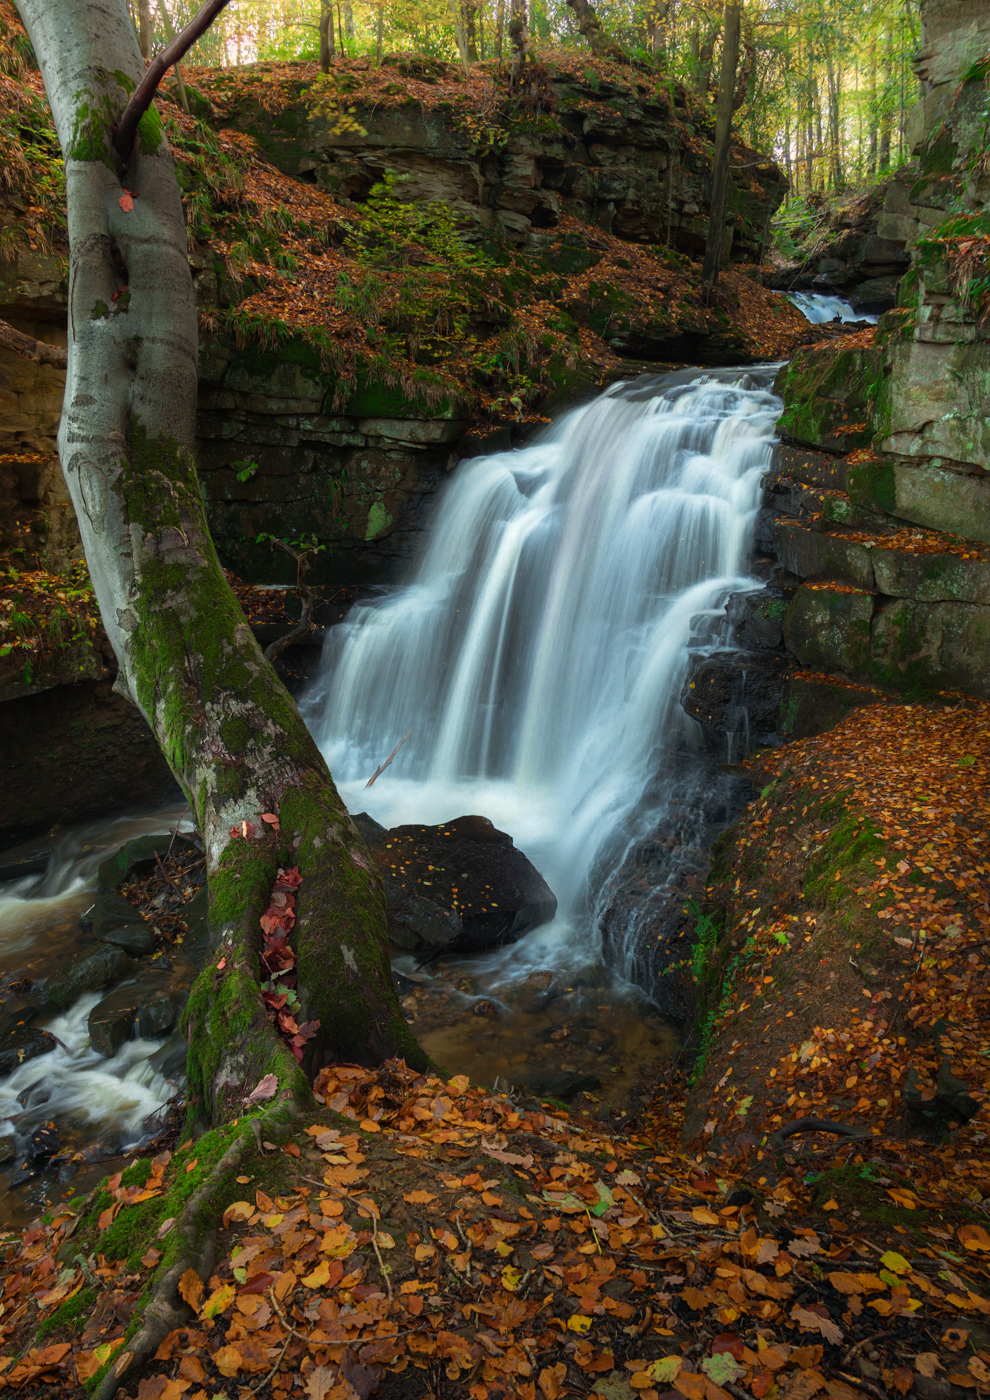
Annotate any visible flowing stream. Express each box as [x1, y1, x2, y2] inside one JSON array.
[[782, 290, 881, 325], [0, 365, 784, 1219], [302, 366, 783, 1100]]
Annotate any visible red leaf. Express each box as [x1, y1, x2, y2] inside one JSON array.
[[294, 1019, 320, 1044], [290, 1043, 304, 1062], [240, 1271, 275, 1295], [279, 1013, 299, 1035], [118, 191, 134, 212], [261, 813, 280, 828], [229, 827, 240, 839], [277, 866, 302, 887], [242, 821, 255, 839]]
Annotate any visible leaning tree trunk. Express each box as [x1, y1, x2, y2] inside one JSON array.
[[15, 0, 425, 1131], [565, 0, 608, 56], [319, 0, 336, 71]]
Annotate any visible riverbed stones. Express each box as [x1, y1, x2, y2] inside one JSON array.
[[0, 1025, 60, 1077], [44, 943, 132, 1009], [365, 815, 557, 954], [92, 891, 155, 956]]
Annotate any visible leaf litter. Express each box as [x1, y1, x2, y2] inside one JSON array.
[[0, 1040, 987, 1399]]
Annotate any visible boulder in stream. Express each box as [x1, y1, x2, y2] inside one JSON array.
[[93, 891, 155, 956], [0, 1025, 61, 1077], [356, 813, 557, 954], [44, 943, 134, 1009]]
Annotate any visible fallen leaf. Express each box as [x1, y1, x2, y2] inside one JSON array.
[[178, 1267, 204, 1313], [791, 1305, 843, 1344], [242, 1073, 278, 1107], [119, 191, 134, 211]]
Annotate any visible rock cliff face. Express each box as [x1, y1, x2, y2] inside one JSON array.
[[772, 183, 911, 314], [215, 59, 785, 265], [686, 0, 990, 757]]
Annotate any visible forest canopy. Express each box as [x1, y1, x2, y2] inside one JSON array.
[[136, 0, 919, 199]]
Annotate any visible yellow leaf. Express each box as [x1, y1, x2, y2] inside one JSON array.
[[92, 1339, 125, 1367], [222, 1200, 254, 1227], [376, 1231, 395, 1249], [822, 1199, 838, 1211], [201, 1283, 235, 1319], [214, 1343, 243, 1378], [448, 1075, 470, 1094], [652, 1357, 683, 1383], [692, 1207, 720, 1225], [959, 1225, 990, 1252], [178, 1267, 204, 1313], [302, 1260, 331, 1288], [567, 1314, 592, 1334], [496, 1241, 514, 1257], [887, 1189, 917, 1210], [501, 1264, 523, 1292], [880, 1251, 910, 1275]]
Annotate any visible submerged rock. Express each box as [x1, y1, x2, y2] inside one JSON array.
[[361, 814, 557, 954], [93, 891, 155, 956]]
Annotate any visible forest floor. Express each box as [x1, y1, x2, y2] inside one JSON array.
[[4, 686, 990, 1400]]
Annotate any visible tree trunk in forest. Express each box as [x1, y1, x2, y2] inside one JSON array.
[[825, 51, 842, 189], [344, 0, 355, 42], [697, 20, 721, 98], [565, 0, 608, 57], [137, 0, 152, 60], [15, 0, 425, 1131], [701, 1, 740, 300], [320, 0, 336, 70], [462, 0, 480, 60], [867, 44, 877, 174], [508, 0, 528, 87], [732, 21, 754, 111], [156, 1, 190, 113], [450, 0, 471, 74]]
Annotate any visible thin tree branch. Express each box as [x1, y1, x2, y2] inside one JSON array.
[[114, 0, 234, 163], [0, 317, 67, 369]]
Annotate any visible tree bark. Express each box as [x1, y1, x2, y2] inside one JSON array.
[[137, 0, 152, 59], [701, 1, 741, 301], [15, 0, 425, 1131], [0, 316, 67, 369], [508, 0, 528, 88], [565, 0, 607, 57], [319, 0, 336, 71], [732, 21, 754, 111]]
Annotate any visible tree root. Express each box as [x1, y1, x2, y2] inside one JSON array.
[[94, 1132, 250, 1400], [769, 1118, 871, 1154]]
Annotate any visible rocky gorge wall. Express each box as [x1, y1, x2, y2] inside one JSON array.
[[685, 0, 990, 761]]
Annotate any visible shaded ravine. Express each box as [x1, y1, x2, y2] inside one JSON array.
[[301, 367, 783, 1094]]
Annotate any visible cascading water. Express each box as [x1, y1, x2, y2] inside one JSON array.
[[302, 367, 783, 1094], [781, 290, 880, 325]]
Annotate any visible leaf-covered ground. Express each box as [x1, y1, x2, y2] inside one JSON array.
[[2, 1045, 990, 1400]]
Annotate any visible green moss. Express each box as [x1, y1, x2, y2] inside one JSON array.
[[804, 803, 885, 908], [35, 1286, 96, 1343]]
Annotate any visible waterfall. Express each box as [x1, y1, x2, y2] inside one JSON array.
[[302, 367, 783, 994]]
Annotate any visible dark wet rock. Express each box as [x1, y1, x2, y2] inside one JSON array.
[[148, 1028, 187, 1082], [138, 992, 181, 1040], [366, 815, 557, 954], [0, 837, 51, 883], [681, 650, 789, 757], [524, 1071, 602, 1100], [725, 589, 791, 653], [597, 747, 752, 1007], [0, 1131, 15, 1164], [89, 983, 180, 1057], [9, 1121, 60, 1187], [177, 885, 209, 969], [0, 1025, 60, 1077], [351, 811, 387, 846], [0, 994, 40, 1040], [44, 943, 133, 1009], [93, 891, 155, 956], [97, 832, 200, 894]]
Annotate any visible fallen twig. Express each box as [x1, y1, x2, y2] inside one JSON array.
[[371, 1216, 394, 1301], [366, 728, 413, 787]]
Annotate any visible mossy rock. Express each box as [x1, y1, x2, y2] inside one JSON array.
[[783, 585, 874, 675]]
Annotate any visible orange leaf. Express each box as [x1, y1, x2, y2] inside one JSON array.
[[178, 1268, 204, 1313]]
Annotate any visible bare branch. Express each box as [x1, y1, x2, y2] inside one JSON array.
[[0, 316, 67, 369], [114, 0, 234, 164]]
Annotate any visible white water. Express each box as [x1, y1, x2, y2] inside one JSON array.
[[783, 291, 880, 325], [0, 806, 192, 1204], [303, 367, 783, 993]]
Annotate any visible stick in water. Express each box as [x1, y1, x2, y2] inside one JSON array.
[[366, 728, 413, 788]]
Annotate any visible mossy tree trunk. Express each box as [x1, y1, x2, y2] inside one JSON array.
[[15, 0, 426, 1130]]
